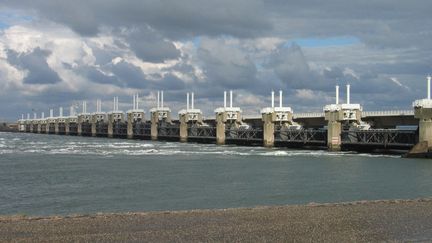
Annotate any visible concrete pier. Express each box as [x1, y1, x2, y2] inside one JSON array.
[[91, 113, 106, 137], [178, 92, 202, 142], [262, 113, 274, 147], [35, 121, 41, 133], [150, 91, 171, 140], [408, 97, 432, 156], [261, 90, 294, 147], [325, 110, 343, 151], [126, 94, 145, 139], [107, 112, 123, 138], [65, 118, 71, 135], [127, 111, 144, 139], [77, 113, 91, 136], [414, 104, 432, 146], [150, 108, 171, 140], [215, 91, 242, 145], [179, 114, 188, 142], [215, 111, 226, 145], [324, 85, 362, 151], [54, 121, 59, 134]]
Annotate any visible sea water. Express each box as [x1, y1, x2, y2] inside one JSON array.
[[1, 132, 432, 216]]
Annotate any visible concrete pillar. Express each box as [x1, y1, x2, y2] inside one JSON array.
[[107, 115, 114, 138], [91, 121, 97, 137], [262, 113, 275, 147], [179, 114, 188, 142], [327, 120, 342, 151], [46, 123, 50, 134], [415, 107, 432, 147], [54, 121, 59, 135], [216, 112, 226, 145], [126, 111, 145, 139], [151, 111, 158, 140], [77, 122, 82, 136], [325, 110, 343, 152], [419, 119, 432, 145], [127, 113, 134, 139], [29, 123, 34, 133], [37, 123, 41, 133], [65, 121, 70, 135]]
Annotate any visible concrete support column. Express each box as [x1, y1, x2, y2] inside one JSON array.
[[91, 121, 97, 137], [29, 124, 34, 133], [151, 112, 158, 141], [37, 123, 41, 133], [107, 117, 114, 138], [127, 114, 134, 139], [216, 112, 226, 145], [54, 122, 59, 135], [179, 114, 188, 142], [415, 107, 432, 146], [46, 123, 50, 134], [406, 106, 432, 156], [325, 110, 343, 152], [419, 119, 432, 145], [262, 113, 275, 147], [327, 120, 342, 151], [65, 122, 70, 135], [77, 122, 82, 136]]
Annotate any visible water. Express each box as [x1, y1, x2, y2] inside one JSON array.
[[1, 132, 432, 216]]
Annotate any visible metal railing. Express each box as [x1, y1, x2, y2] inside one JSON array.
[[293, 113, 325, 118], [158, 122, 180, 137], [341, 129, 416, 147], [226, 127, 263, 140], [275, 127, 327, 144], [113, 122, 127, 136], [362, 110, 414, 117], [133, 122, 151, 136], [188, 125, 216, 138]]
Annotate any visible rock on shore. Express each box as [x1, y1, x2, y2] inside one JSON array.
[[2, 198, 432, 242]]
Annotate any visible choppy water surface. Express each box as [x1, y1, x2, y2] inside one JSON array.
[[1, 132, 432, 216]]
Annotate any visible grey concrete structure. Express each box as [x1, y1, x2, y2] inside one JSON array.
[[77, 113, 91, 136], [261, 91, 294, 147], [178, 92, 202, 142], [150, 107, 171, 140], [107, 112, 123, 138], [214, 108, 242, 145], [91, 113, 106, 137], [127, 110, 145, 139], [18, 79, 432, 156], [126, 94, 145, 139], [324, 85, 362, 151]]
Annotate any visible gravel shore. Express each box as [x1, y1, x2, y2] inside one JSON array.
[[2, 198, 432, 242]]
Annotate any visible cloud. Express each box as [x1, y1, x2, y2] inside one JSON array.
[[197, 37, 258, 89], [0, 1, 432, 120], [7, 47, 62, 84]]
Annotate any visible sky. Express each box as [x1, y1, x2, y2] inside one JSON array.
[[0, 0, 431, 121]]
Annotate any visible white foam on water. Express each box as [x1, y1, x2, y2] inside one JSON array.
[[0, 149, 14, 154], [261, 150, 290, 156]]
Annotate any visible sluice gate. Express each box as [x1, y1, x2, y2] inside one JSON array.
[[17, 79, 432, 156]]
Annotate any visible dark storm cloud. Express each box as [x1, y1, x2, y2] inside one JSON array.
[[107, 60, 146, 88], [197, 38, 258, 89], [6, 47, 62, 84], [1, 0, 270, 38], [78, 66, 121, 86], [125, 28, 181, 63]]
